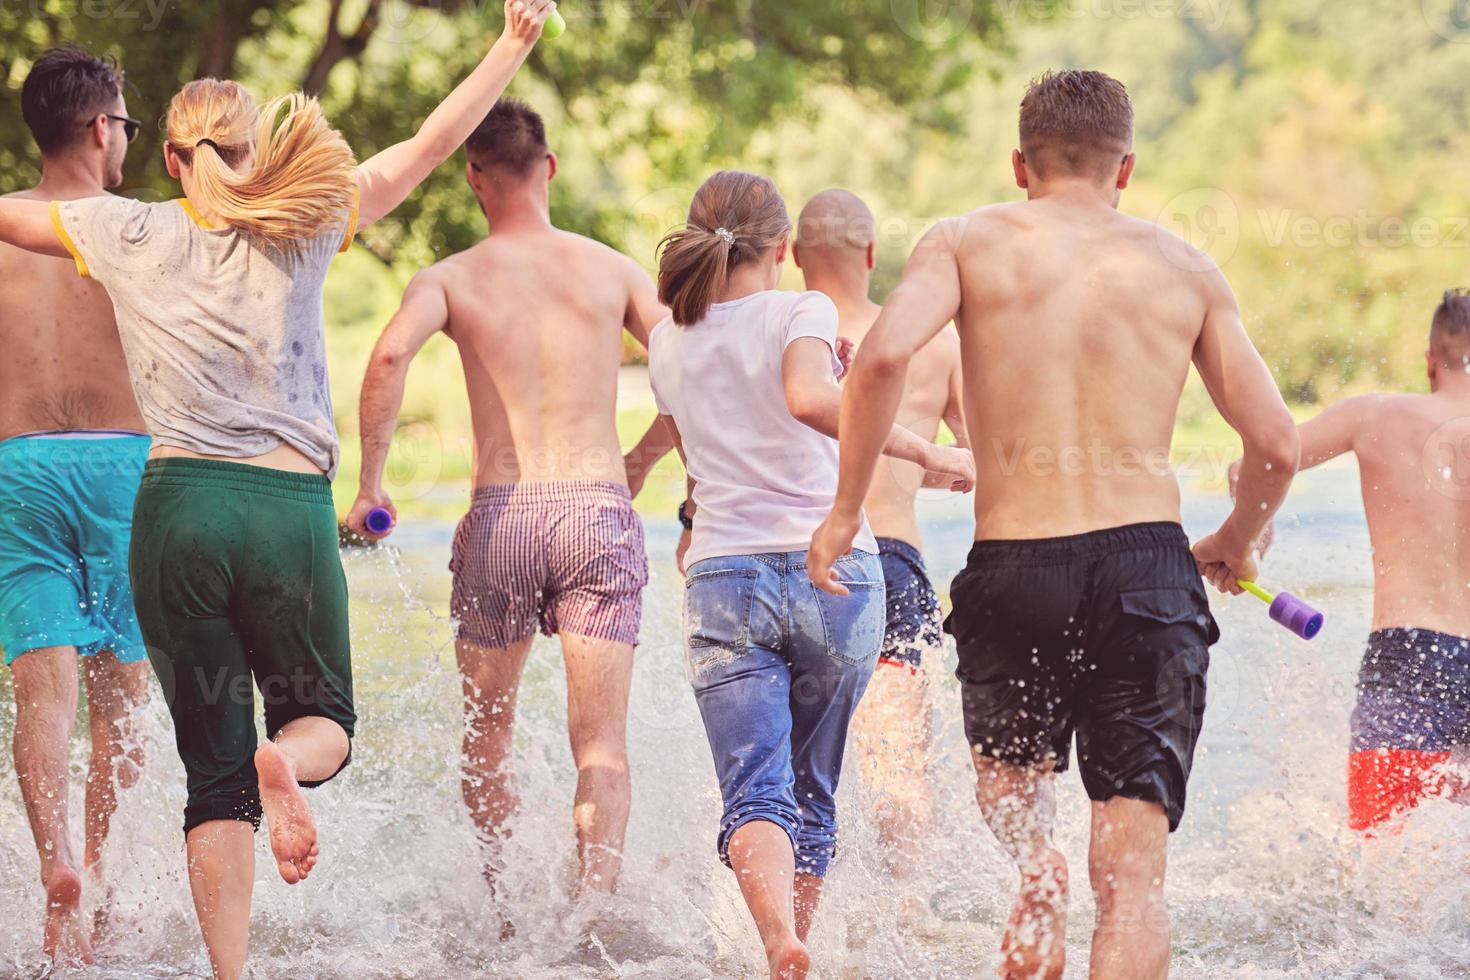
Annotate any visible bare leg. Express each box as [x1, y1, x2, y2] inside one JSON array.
[[1448, 747, 1470, 805], [853, 663, 935, 924], [11, 647, 93, 966], [793, 873, 823, 942], [457, 637, 534, 893], [82, 651, 149, 939], [728, 820, 810, 980], [186, 820, 255, 980], [560, 633, 633, 894], [973, 752, 1068, 980], [1088, 798, 1170, 980], [256, 715, 348, 885]]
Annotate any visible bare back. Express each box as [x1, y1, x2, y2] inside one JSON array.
[[951, 199, 1213, 540], [0, 189, 142, 439], [1350, 393, 1470, 637], [432, 228, 645, 486]]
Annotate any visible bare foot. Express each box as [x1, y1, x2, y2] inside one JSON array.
[[1000, 848, 1068, 980], [255, 742, 319, 884], [43, 865, 95, 967], [767, 934, 810, 980]]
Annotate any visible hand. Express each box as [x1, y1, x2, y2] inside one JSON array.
[[502, 0, 556, 45], [1192, 526, 1256, 595], [676, 527, 692, 577], [922, 444, 976, 493], [834, 337, 857, 378], [346, 490, 396, 542], [808, 511, 863, 595]]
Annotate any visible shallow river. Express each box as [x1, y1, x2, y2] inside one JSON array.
[[1, 463, 1467, 979]]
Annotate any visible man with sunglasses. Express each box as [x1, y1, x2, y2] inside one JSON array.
[[1, 46, 149, 967]]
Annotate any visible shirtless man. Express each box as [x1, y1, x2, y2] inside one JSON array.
[[1285, 290, 1470, 831], [809, 71, 1301, 979], [792, 189, 966, 917], [0, 47, 150, 967], [348, 100, 665, 902]]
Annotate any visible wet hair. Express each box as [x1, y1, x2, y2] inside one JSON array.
[[465, 99, 549, 178], [796, 189, 876, 266], [21, 46, 125, 156], [657, 171, 792, 327], [1431, 288, 1470, 366], [1018, 70, 1134, 179], [166, 79, 357, 249]]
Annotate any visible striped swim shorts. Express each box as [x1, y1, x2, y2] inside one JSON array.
[[450, 481, 649, 649]]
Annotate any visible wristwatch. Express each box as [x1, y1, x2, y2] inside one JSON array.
[[678, 499, 694, 531]]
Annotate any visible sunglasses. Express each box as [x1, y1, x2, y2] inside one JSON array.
[[86, 113, 141, 143]]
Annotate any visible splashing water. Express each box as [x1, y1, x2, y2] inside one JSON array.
[[1, 465, 1467, 978]]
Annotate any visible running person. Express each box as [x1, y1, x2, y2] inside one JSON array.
[[0, 5, 556, 977], [1, 47, 150, 967], [792, 189, 967, 921], [650, 171, 974, 980], [809, 72, 1300, 979], [347, 99, 665, 905], [1285, 290, 1470, 831]]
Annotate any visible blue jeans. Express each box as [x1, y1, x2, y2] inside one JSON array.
[[684, 550, 885, 878]]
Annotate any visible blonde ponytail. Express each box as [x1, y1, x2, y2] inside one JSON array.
[[167, 80, 357, 249], [657, 171, 792, 327]]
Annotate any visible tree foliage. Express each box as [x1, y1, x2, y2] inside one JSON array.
[[0, 0, 1051, 265]]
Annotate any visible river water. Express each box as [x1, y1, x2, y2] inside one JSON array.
[[1, 463, 1467, 979]]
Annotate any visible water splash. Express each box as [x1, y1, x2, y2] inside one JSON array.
[[1, 469, 1466, 977]]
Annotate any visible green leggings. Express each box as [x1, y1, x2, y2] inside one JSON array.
[[130, 458, 355, 835]]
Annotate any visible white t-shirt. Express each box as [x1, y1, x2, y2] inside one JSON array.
[[648, 290, 878, 568]]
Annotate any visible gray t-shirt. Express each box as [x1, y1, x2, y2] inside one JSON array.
[[52, 196, 356, 477]]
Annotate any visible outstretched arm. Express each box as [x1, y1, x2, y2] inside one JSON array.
[[1297, 396, 1373, 471], [808, 220, 965, 593], [1191, 269, 1300, 593], [624, 417, 675, 500], [354, 0, 555, 227], [0, 200, 70, 259], [783, 337, 972, 485], [347, 272, 451, 537]]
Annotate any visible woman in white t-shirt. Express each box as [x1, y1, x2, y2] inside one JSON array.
[[648, 170, 973, 980]]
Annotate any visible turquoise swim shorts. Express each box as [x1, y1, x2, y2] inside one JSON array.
[[0, 431, 151, 666]]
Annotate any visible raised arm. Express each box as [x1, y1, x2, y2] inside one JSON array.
[[0, 199, 70, 259], [346, 271, 451, 537], [354, 0, 555, 227], [1191, 268, 1300, 593], [808, 220, 964, 592]]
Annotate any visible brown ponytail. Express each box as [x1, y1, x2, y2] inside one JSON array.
[[657, 171, 792, 326]]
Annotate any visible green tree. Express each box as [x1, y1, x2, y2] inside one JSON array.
[[1, 0, 1057, 265]]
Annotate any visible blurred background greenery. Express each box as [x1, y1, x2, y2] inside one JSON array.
[[4, 0, 1469, 517]]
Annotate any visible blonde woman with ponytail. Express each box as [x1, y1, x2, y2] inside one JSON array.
[[646, 171, 974, 980], [0, 4, 556, 977]]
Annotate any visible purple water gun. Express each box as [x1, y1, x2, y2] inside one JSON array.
[[1239, 580, 1324, 640], [365, 507, 395, 536]]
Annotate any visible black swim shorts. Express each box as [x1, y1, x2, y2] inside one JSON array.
[[944, 522, 1219, 831]]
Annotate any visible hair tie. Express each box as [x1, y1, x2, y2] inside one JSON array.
[[195, 138, 220, 152], [715, 227, 735, 247]]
